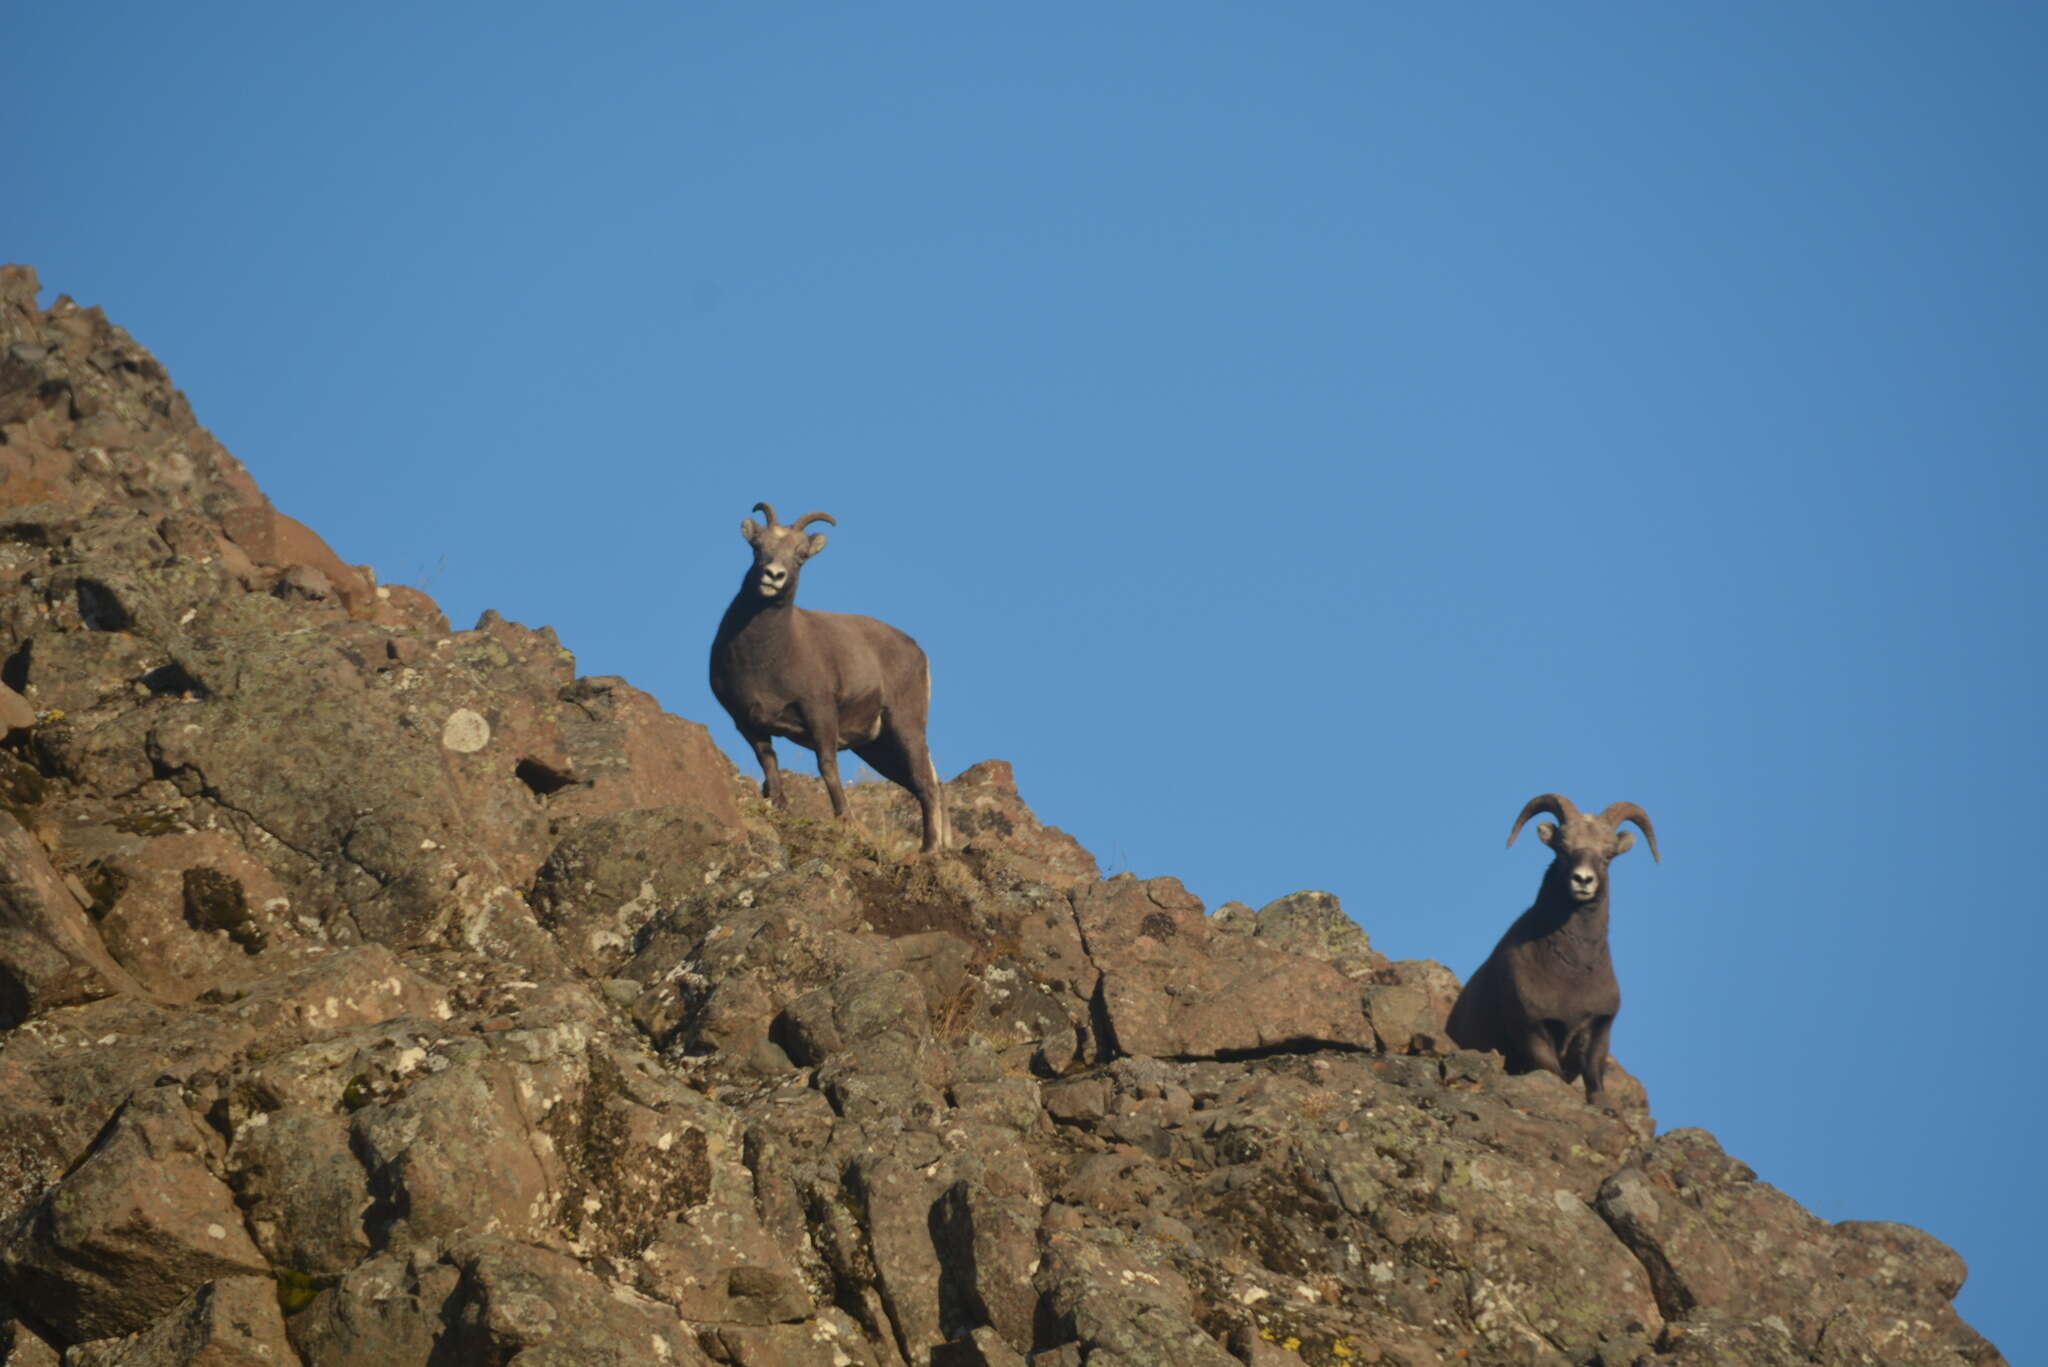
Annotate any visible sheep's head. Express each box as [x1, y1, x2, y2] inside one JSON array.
[[1507, 794, 1659, 904], [740, 502, 836, 601]]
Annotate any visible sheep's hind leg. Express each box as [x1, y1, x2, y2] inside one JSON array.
[[855, 730, 946, 855], [892, 658, 947, 852]]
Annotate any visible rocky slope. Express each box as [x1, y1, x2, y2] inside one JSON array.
[[0, 264, 2003, 1367]]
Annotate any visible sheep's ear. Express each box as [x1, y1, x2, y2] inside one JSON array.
[[1536, 823, 1558, 847], [1612, 829, 1637, 857], [806, 532, 829, 557], [741, 519, 761, 544]]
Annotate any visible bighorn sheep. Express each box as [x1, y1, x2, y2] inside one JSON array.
[[1445, 794, 1659, 1106], [708, 503, 948, 853]]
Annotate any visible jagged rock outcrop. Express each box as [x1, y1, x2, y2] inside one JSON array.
[[0, 265, 2005, 1366]]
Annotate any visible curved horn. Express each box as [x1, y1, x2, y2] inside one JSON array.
[[1600, 802, 1660, 862], [751, 502, 780, 527], [1506, 793, 1579, 849], [791, 511, 838, 531]]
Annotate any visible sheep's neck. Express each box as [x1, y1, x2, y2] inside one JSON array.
[[1525, 892, 1611, 969], [717, 580, 800, 639]]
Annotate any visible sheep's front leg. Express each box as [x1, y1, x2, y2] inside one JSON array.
[[748, 735, 788, 807], [812, 725, 849, 820], [1507, 1022, 1569, 1086]]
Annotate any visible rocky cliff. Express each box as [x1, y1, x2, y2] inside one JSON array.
[[0, 265, 2003, 1367]]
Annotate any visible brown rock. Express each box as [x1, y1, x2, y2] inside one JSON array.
[[349, 1058, 558, 1247], [933, 1180, 1041, 1349], [282, 1250, 460, 1367], [0, 685, 33, 734], [1035, 1228, 1238, 1367], [62, 1276, 299, 1367], [847, 1154, 948, 1362], [220, 504, 370, 611], [695, 1314, 886, 1367], [776, 968, 930, 1068], [0, 809, 144, 1023], [1075, 875, 1376, 1059], [91, 831, 299, 1000], [0, 1088, 271, 1342], [639, 1215, 812, 1326], [1211, 890, 1387, 979], [530, 804, 771, 978], [1596, 1130, 2001, 1364], [932, 1327, 1029, 1367], [550, 674, 747, 831], [1363, 958, 1462, 1053], [224, 1107, 371, 1277], [437, 1237, 709, 1364], [0, 1318, 62, 1367], [363, 583, 449, 636], [936, 759, 1101, 887]]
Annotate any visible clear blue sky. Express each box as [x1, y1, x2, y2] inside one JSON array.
[[11, 2, 2043, 1355]]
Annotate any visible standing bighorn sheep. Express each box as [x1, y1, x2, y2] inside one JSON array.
[[1445, 794, 1659, 1106], [708, 503, 949, 853]]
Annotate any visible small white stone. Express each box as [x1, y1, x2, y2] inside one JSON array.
[[441, 708, 491, 753], [206, 1223, 226, 1240]]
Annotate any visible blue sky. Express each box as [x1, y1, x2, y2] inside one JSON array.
[[10, 2, 2043, 1355]]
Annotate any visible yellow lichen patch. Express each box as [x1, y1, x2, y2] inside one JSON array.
[[274, 1268, 334, 1315]]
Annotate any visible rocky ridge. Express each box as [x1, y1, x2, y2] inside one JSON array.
[[0, 265, 2004, 1366]]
